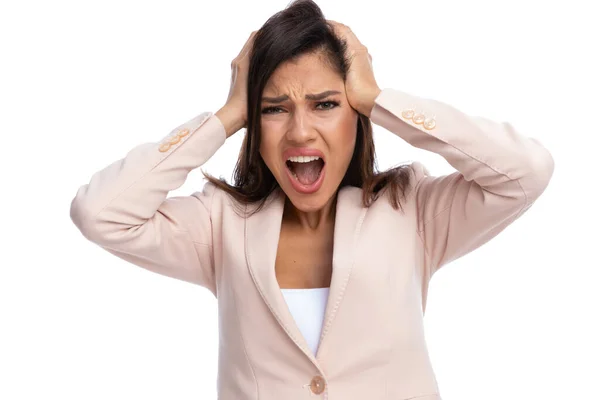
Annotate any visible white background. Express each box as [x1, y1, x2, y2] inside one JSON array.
[[1, 0, 598, 399]]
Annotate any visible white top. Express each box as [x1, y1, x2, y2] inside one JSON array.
[[280, 287, 330, 355]]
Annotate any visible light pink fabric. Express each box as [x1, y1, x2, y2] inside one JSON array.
[[70, 88, 554, 399]]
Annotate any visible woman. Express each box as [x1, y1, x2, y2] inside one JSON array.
[[70, 0, 554, 399]]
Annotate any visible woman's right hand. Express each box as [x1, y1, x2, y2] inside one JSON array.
[[216, 31, 257, 138]]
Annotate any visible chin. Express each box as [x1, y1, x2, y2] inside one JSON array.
[[284, 190, 333, 212]]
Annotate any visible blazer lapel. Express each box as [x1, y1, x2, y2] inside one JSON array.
[[245, 188, 314, 361], [316, 186, 366, 361], [245, 186, 367, 365]]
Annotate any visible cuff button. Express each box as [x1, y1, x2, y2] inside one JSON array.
[[412, 114, 425, 124], [158, 142, 171, 152], [177, 128, 190, 137], [424, 117, 436, 130], [401, 109, 415, 119]]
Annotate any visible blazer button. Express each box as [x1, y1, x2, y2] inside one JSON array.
[[169, 135, 181, 145], [310, 375, 326, 394]]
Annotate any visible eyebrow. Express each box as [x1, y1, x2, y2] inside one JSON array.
[[261, 90, 342, 103]]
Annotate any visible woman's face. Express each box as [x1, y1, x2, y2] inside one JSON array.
[[259, 52, 358, 212]]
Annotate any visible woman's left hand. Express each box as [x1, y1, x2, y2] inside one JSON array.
[[328, 20, 381, 117]]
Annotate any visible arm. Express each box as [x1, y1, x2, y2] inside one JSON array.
[[70, 112, 227, 296], [370, 88, 555, 279]]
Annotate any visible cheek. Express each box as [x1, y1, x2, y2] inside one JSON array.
[[331, 112, 358, 161]]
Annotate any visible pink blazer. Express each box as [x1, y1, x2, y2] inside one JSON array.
[[70, 88, 554, 400]]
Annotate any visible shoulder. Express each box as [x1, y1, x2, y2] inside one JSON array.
[[192, 181, 252, 217], [403, 161, 431, 198], [189, 181, 222, 213], [408, 160, 430, 183], [366, 161, 430, 211]]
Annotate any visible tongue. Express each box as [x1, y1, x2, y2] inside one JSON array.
[[291, 160, 323, 185]]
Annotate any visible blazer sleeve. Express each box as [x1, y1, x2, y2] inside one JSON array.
[[70, 112, 226, 296], [370, 88, 555, 279]]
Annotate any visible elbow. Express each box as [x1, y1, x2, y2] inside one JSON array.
[[70, 195, 97, 242], [70, 187, 105, 243], [519, 143, 555, 203], [70, 190, 143, 247]]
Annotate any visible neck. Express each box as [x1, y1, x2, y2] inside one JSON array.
[[283, 191, 337, 231]]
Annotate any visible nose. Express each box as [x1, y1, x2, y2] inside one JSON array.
[[285, 108, 317, 144]]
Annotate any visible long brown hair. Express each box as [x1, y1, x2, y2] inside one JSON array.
[[204, 0, 413, 215]]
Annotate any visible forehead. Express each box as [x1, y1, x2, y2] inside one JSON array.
[[263, 52, 343, 96]]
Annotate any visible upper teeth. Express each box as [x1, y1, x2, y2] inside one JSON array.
[[287, 155, 321, 163]]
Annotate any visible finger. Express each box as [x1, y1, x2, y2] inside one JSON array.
[[326, 19, 344, 33], [240, 33, 255, 55], [327, 20, 348, 44], [236, 31, 258, 59], [247, 30, 257, 43], [327, 20, 356, 41]]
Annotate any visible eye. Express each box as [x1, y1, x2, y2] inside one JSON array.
[[316, 101, 340, 110], [261, 106, 283, 114], [261, 101, 340, 114]]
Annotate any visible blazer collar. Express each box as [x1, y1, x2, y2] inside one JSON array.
[[244, 185, 367, 367]]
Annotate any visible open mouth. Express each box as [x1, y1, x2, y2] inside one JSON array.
[[285, 156, 325, 186]]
